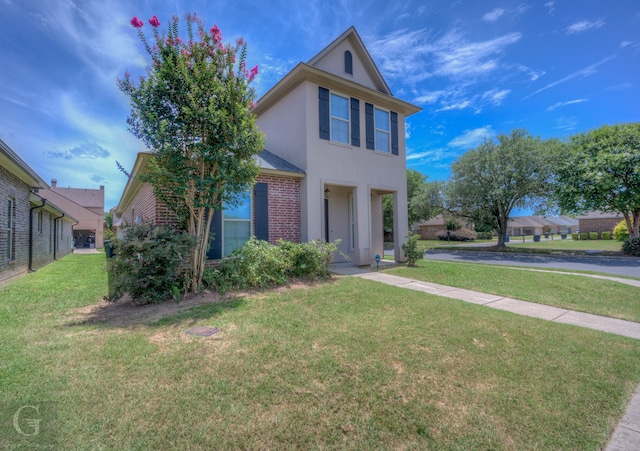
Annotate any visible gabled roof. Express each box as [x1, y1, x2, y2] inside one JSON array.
[[29, 192, 77, 223], [0, 138, 48, 189], [252, 28, 420, 118], [37, 188, 100, 221], [307, 26, 391, 95]]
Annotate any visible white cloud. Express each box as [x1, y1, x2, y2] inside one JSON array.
[[46, 140, 111, 160], [483, 8, 505, 22], [407, 148, 447, 163], [437, 100, 471, 112], [566, 19, 605, 35], [546, 99, 587, 111], [414, 90, 446, 104], [448, 127, 494, 149], [482, 89, 510, 105], [368, 28, 521, 85], [545, 2, 555, 15], [525, 55, 615, 98], [554, 117, 578, 131]]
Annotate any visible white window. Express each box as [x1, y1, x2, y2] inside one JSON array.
[[7, 197, 15, 260], [330, 93, 349, 144], [37, 210, 43, 233], [223, 191, 252, 257], [374, 108, 390, 152]]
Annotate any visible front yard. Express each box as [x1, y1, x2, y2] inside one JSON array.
[[2, 254, 640, 449]]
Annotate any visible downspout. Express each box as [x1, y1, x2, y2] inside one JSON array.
[[29, 199, 47, 271], [53, 213, 65, 260], [71, 221, 78, 252]]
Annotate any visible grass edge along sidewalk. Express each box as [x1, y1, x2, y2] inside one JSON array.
[[2, 253, 640, 449]]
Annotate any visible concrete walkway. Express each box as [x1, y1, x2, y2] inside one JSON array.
[[330, 262, 640, 450]]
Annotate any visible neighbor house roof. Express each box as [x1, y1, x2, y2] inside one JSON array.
[[0, 138, 48, 189], [576, 210, 624, 220], [257, 149, 305, 176]]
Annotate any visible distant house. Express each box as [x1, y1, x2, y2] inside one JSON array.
[[576, 211, 623, 235], [413, 215, 474, 240], [114, 27, 421, 264], [506, 215, 577, 236], [1, 139, 75, 283], [41, 179, 105, 249]]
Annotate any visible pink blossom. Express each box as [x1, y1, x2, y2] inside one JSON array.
[[176, 37, 183, 44], [250, 65, 258, 77], [236, 37, 245, 46], [249, 101, 256, 109], [232, 54, 236, 63], [182, 49, 190, 57], [210, 24, 222, 43], [124, 70, 131, 79], [130, 16, 144, 28], [148, 15, 160, 27]]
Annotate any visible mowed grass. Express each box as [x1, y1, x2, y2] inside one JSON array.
[[508, 238, 622, 252], [2, 254, 640, 449], [388, 260, 640, 322]]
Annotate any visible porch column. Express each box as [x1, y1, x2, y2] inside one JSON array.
[[369, 190, 384, 264], [393, 190, 408, 262]]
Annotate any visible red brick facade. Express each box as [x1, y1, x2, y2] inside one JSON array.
[[120, 174, 301, 245], [256, 174, 301, 243], [578, 218, 621, 235]]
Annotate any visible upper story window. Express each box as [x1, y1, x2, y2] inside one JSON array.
[[319, 87, 360, 147], [330, 93, 350, 144], [374, 108, 390, 153], [344, 50, 353, 75]]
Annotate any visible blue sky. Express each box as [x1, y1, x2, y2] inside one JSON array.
[[1, 0, 638, 212]]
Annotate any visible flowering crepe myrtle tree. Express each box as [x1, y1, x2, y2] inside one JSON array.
[[118, 13, 265, 293]]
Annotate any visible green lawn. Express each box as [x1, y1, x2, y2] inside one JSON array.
[[2, 254, 640, 449], [508, 238, 622, 252], [387, 260, 640, 322]]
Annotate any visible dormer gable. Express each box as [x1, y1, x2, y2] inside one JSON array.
[[307, 26, 391, 95]]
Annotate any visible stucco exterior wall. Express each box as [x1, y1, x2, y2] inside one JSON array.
[[311, 40, 379, 91]]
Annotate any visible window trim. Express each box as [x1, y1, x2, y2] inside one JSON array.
[[330, 92, 350, 145], [222, 191, 253, 258], [374, 107, 391, 153]]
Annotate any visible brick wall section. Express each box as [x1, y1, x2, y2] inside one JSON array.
[[256, 174, 301, 243], [578, 218, 621, 236], [0, 165, 31, 282]]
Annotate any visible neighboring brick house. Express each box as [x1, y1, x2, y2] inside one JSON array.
[[577, 211, 624, 235], [114, 27, 420, 264], [414, 215, 474, 240], [41, 179, 105, 249], [1, 139, 75, 283], [506, 216, 578, 236]]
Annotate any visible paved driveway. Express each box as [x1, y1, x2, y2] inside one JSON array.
[[424, 249, 640, 278]]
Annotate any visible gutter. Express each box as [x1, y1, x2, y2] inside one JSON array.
[[29, 198, 47, 271]]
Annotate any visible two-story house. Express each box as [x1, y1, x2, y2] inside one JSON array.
[[115, 27, 420, 265]]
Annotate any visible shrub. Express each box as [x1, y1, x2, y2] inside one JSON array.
[[622, 238, 640, 256], [476, 231, 494, 240], [580, 232, 588, 240], [204, 238, 338, 293], [602, 231, 611, 240], [402, 233, 423, 267], [436, 228, 477, 241], [614, 220, 629, 241], [589, 232, 599, 240], [106, 223, 194, 304], [445, 219, 462, 231], [571, 233, 579, 240]]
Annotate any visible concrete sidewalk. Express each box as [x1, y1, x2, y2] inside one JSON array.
[[330, 263, 640, 450]]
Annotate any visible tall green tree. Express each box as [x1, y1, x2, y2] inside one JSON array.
[[383, 169, 428, 232], [448, 130, 558, 246], [555, 123, 640, 239], [118, 13, 265, 292]]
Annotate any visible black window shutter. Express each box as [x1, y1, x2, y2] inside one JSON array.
[[254, 182, 269, 241], [365, 102, 374, 150], [391, 111, 399, 155], [319, 87, 330, 140], [206, 208, 223, 260], [350, 98, 360, 147]]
